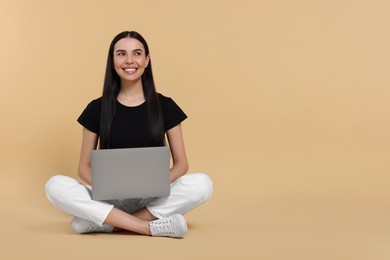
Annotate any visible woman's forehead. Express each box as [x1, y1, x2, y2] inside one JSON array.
[[114, 38, 145, 51]]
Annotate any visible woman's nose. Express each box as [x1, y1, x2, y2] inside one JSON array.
[[125, 55, 133, 64]]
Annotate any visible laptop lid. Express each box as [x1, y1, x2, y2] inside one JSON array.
[[90, 146, 170, 200]]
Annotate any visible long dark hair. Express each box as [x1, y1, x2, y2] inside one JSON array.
[[99, 31, 165, 149]]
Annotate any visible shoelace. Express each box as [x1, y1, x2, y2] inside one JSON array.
[[79, 219, 107, 233], [151, 218, 175, 235], [72, 218, 113, 233], [86, 222, 102, 232]]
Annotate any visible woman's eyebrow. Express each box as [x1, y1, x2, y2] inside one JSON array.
[[115, 49, 144, 53]]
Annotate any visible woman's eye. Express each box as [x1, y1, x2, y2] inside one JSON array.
[[134, 52, 141, 56]]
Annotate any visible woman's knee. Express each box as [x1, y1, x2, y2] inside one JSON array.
[[45, 175, 76, 202], [184, 173, 213, 203]]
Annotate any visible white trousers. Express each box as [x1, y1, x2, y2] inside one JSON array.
[[45, 173, 213, 226]]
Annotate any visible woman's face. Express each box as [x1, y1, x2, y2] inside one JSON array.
[[113, 37, 150, 83]]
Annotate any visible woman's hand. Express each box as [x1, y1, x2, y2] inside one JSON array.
[[166, 124, 189, 183]]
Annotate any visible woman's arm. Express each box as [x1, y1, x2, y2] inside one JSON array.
[[166, 124, 189, 183], [78, 127, 98, 185]]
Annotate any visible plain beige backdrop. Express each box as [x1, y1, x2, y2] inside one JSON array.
[[1, 0, 390, 259]]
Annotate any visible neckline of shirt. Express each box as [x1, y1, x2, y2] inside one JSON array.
[[116, 99, 146, 108]]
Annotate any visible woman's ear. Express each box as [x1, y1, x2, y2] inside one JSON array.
[[145, 54, 150, 68]]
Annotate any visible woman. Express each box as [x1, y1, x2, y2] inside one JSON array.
[[45, 31, 213, 238]]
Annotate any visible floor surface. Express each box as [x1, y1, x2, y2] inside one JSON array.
[[2, 174, 390, 260]]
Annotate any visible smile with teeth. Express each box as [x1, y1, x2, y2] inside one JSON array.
[[123, 68, 137, 73]]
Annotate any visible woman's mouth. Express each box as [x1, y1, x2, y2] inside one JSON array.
[[123, 68, 137, 73]]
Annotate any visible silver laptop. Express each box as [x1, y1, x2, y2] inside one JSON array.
[[90, 146, 170, 200]]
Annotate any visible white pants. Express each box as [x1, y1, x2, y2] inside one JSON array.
[[45, 173, 213, 226]]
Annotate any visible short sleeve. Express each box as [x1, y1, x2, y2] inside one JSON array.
[[159, 94, 187, 131], [77, 98, 102, 134]]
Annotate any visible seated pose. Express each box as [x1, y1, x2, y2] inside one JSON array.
[[45, 31, 213, 238]]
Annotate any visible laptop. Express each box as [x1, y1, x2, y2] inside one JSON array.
[[90, 146, 170, 200]]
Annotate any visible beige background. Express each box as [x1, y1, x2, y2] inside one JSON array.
[[1, 0, 390, 259]]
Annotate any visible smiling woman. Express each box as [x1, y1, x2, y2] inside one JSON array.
[[44, 31, 213, 238], [113, 38, 150, 87], [100, 31, 164, 150]]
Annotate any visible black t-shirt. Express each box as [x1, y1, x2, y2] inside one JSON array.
[[77, 93, 187, 148]]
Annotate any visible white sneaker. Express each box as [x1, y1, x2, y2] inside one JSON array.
[[149, 214, 188, 238], [71, 217, 114, 234]]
